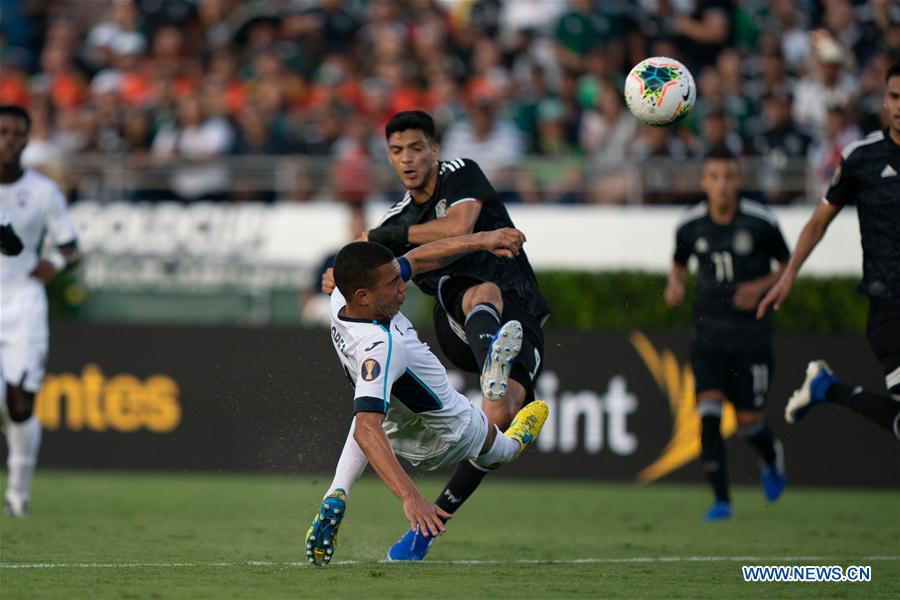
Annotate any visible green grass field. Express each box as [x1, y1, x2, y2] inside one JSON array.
[[1, 471, 897, 598]]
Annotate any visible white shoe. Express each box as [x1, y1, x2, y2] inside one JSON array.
[[480, 320, 523, 400], [4, 496, 28, 518], [785, 360, 834, 424]]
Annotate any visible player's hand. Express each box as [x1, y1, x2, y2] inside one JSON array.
[[482, 228, 525, 259], [401, 494, 451, 538], [756, 272, 793, 319], [29, 259, 57, 286], [321, 267, 335, 294], [733, 280, 767, 311], [664, 279, 684, 307]]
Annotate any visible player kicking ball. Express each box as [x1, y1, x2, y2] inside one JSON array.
[[305, 230, 548, 565]]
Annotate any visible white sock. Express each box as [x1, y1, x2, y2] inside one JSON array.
[[6, 415, 42, 506], [473, 427, 521, 469], [325, 418, 368, 498]]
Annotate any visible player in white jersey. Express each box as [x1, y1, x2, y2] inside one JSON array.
[[0, 105, 81, 517], [304, 231, 549, 565]]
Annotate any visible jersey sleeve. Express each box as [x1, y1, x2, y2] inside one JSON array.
[[444, 160, 496, 207], [673, 222, 692, 266], [823, 149, 858, 207], [352, 328, 407, 414], [45, 185, 77, 246]]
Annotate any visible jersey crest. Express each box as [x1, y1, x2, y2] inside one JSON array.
[[733, 229, 754, 255], [361, 358, 381, 381], [435, 198, 448, 218]]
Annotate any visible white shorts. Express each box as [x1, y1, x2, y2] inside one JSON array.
[[0, 280, 49, 393], [384, 401, 489, 471]]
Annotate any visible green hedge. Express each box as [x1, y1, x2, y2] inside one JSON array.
[[536, 271, 868, 333]]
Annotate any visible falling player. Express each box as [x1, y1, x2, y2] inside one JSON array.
[[305, 230, 548, 565]]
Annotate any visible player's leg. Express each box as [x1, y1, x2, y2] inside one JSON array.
[[733, 343, 785, 502], [3, 350, 44, 518], [787, 360, 900, 439], [692, 339, 731, 520]]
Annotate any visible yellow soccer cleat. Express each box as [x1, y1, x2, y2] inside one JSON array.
[[504, 400, 549, 458], [305, 489, 347, 566]]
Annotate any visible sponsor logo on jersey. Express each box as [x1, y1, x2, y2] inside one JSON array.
[[733, 229, 754, 255], [880, 164, 898, 178], [361, 358, 381, 381], [694, 237, 709, 253], [435, 198, 448, 218]]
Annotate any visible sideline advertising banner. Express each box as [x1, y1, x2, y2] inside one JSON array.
[[18, 323, 898, 487]]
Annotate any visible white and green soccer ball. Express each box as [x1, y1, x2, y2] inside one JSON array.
[[624, 57, 696, 126]]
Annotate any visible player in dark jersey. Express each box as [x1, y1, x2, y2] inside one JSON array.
[[323, 110, 549, 559], [665, 148, 791, 521], [759, 62, 900, 440]]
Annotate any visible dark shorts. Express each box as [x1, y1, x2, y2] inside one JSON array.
[[866, 299, 900, 394], [432, 275, 545, 405], [690, 337, 774, 412]]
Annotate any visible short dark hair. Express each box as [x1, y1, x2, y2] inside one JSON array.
[[333, 241, 396, 299], [0, 105, 30, 133], [704, 145, 738, 163], [887, 62, 900, 83], [385, 110, 436, 143]]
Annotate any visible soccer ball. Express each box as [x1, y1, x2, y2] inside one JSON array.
[[624, 57, 696, 126]]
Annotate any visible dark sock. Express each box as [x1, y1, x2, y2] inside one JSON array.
[[434, 460, 489, 520], [740, 420, 777, 466], [826, 382, 900, 437], [464, 303, 501, 370], [701, 415, 729, 503]]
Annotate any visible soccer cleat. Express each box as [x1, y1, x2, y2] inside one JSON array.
[[760, 440, 786, 502], [504, 400, 549, 458], [3, 498, 28, 518], [386, 527, 434, 561], [305, 489, 347, 566], [481, 320, 524, 400], [785, 360, 836, 424], [703, 500, 732, 522]]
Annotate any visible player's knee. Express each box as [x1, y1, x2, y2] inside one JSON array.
[[6, 385, 36, 423], [463, 282, 503, 314], [735, 410, 763, 429]]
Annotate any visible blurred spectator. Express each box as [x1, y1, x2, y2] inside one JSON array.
[[440, 90, 524, 199], [792, 35, 859, 137], [671, 0, 734, 72], [151, 94, 234, 202], [809, 103, 862, 191], [580, 83, 636, 204], [750, 92, 813, 203]]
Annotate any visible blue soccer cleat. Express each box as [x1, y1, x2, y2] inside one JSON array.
[[386, 527, 434, 561], [760, 441, 786, 502], [785, 360, 836, 424], [481, 320, 524, 400], [305, 489, 347, 566], [703, 500, 733, 522]]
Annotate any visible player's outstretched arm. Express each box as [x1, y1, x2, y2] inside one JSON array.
[[369, 202, 482, 249], [353, 412, 451, 537], [757, 201, 841, 318], [403, 228, 525, 278]]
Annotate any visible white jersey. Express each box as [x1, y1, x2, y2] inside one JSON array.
[[329, 288, 484, 469], [0, 169, 76, 289]]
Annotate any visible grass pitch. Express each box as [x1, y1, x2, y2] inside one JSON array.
[[1, 470, 897, 598]]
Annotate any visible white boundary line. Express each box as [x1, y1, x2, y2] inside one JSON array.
[[1, 556, 898, 569]]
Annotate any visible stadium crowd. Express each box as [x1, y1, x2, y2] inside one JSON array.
[[1, 0, 898, 204]]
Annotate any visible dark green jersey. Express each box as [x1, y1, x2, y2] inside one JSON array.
[[674, 199, 790, 344]]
